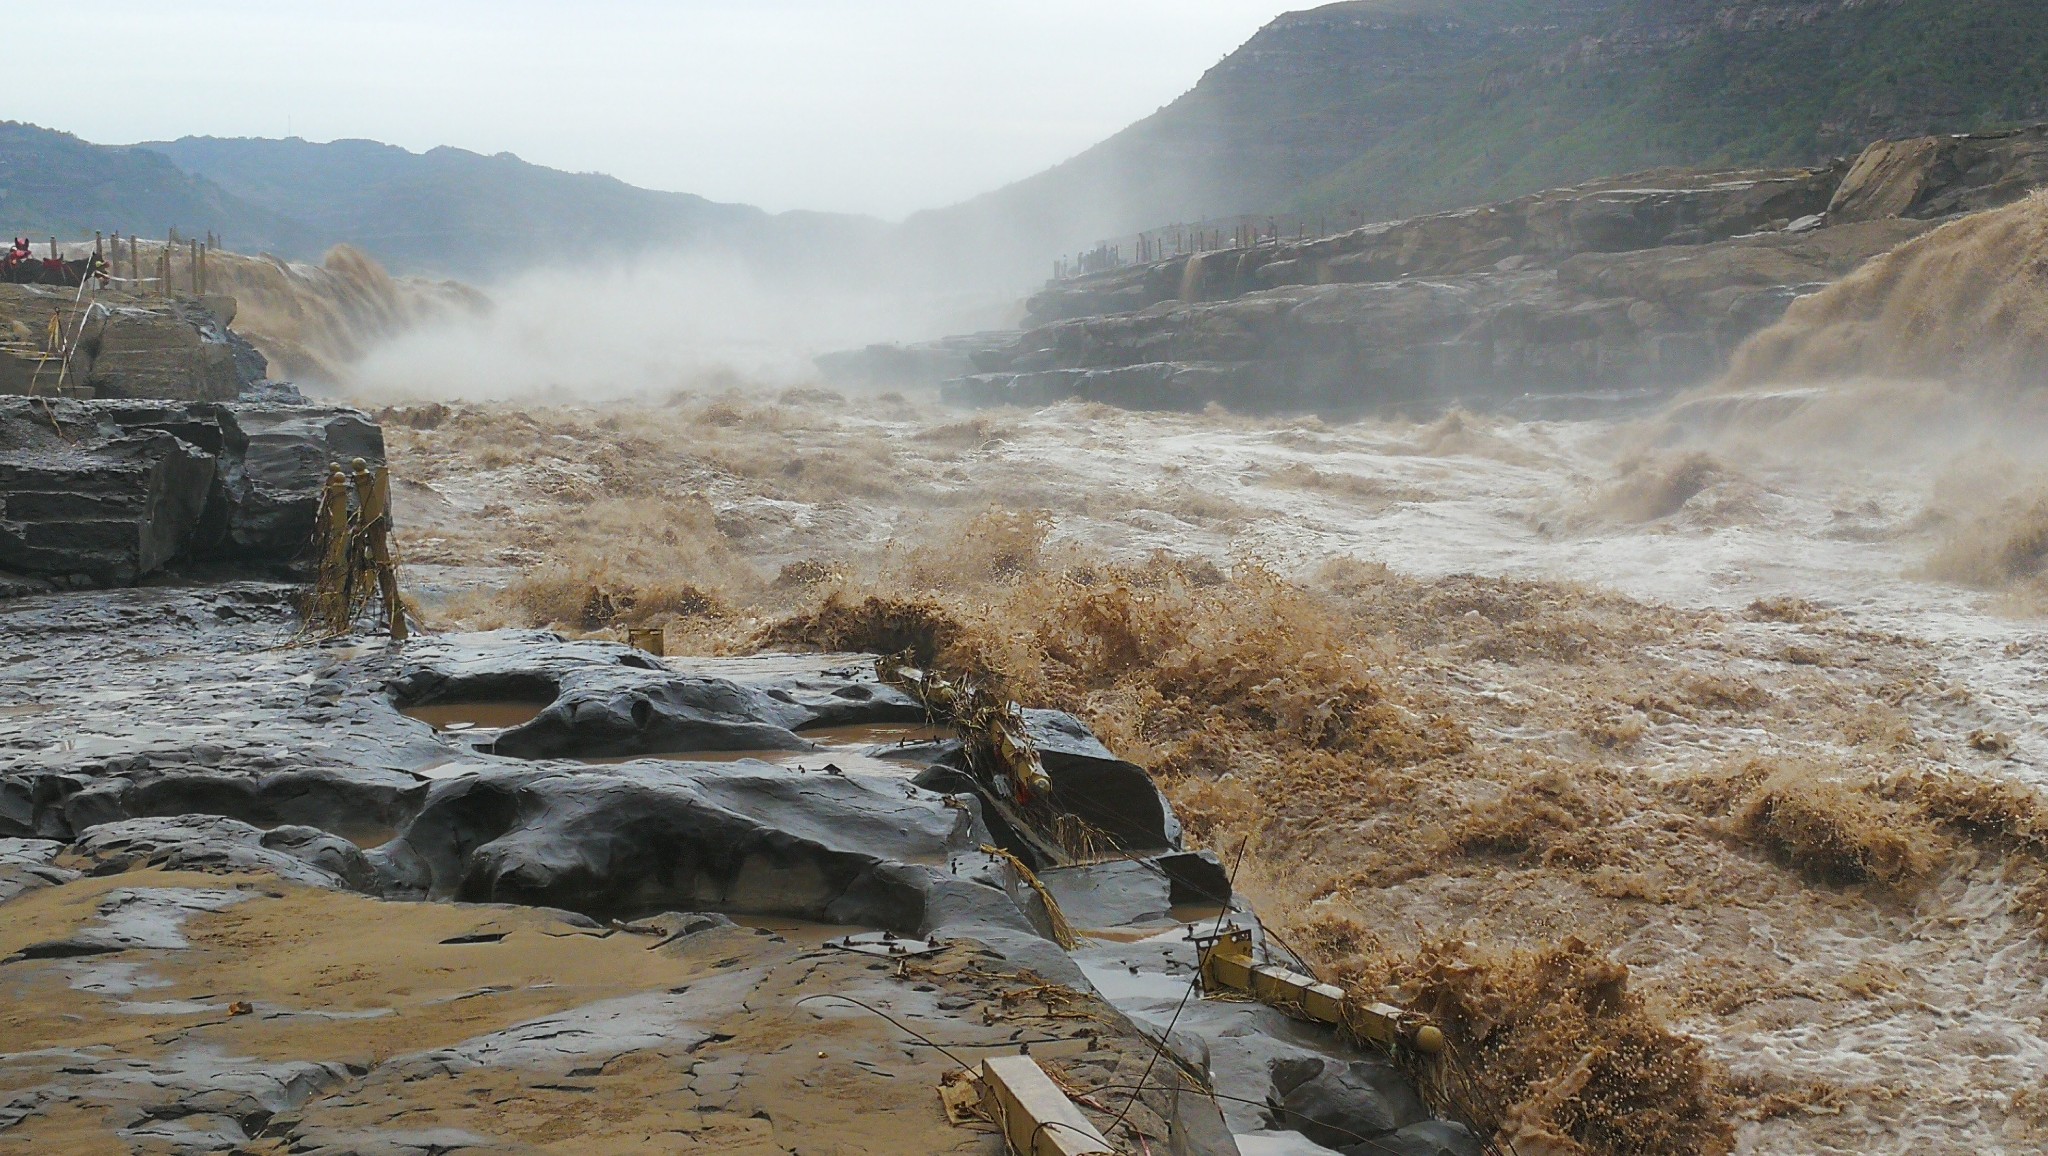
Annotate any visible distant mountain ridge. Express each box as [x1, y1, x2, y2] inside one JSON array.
[[10, 1, 2048, 289], [141, 136, 884, 280], [0, 122, 314, 255], [0, 123, 884, 282]]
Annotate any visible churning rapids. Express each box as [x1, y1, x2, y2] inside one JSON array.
[[369, 381, 2048, 1156]]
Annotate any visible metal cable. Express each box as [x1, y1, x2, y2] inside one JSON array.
[[1099, 836, 1249, 1141], [793, 992, 977, 1073]]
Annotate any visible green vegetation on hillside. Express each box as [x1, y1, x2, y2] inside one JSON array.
[[0, 122, 311, 254], [1287, 0, 2048, 219]]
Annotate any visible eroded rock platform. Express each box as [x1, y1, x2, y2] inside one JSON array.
[[0, 584, 1468, 1156]]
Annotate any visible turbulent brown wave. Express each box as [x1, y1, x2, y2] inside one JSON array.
[[379, 394, 2048, 1155], [1726, 191, 2048, 389], [200, 244, 486, 384]]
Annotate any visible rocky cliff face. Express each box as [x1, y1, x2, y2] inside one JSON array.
[[0, 397, 383, 589], [1020, 165, 1845, 326], [1828, 125, 2048, 223], [941, 125, 2043, 416], [0, 286, 263, 403]]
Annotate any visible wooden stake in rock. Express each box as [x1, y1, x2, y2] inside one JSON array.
[[350, 457, 408, 641], [305, 466, 355, 636]]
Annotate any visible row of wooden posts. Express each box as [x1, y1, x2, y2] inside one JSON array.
[[52, 228, 220, 296], [1053, 210, 1376, 280]]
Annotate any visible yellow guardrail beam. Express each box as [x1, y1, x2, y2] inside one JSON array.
[[1194, 926, 1444, 1055]]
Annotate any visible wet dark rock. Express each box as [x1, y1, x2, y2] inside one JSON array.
[[906, 719, 1183, 869], [866, 735, 964, 766], [234, 379, 306, 406], [1269, 1057, 1430, 1149], [0, 420, 215, 583], [10, 763, 427, 845], [0, 583, 1432, 1154], [0, 585, 441, 841], [489, 674, 814, 760], [622, 910, 738, 941], [1150, 849, 1232, 907], [926, 850, 1093, 987], [1040, 858, 1174, 929], [387, 638, 927, 760], [0, 837, 77, 902], [0, 398, 384, 587], [368, 760, 987, 932], [1351, 1120, 1485, 1156], [1027, 709, 1182, 852], [1073, 920, 1373, 1141], [255, 824, 381, 891], [1035, 849, 1229, 924], [96, 1050, 353, 1151], [204, 403, 384, 560], [69, 815, 376, 891]]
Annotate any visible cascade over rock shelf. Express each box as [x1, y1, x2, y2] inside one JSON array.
[[935, 126, 2048, 417]]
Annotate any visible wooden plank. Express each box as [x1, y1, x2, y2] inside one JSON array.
[[980, 1054, 1112, 1156]]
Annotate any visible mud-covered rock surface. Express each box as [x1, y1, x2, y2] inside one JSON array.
[[0, 583, 1447, 1154], [0, 869, 1230, 1155]]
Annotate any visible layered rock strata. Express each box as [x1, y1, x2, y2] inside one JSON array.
[[943, 126, 2048, 416], [0, 396, 382, 588], [0, 285, 266, 402]]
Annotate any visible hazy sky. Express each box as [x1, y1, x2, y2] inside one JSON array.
[[14, 1, 1305, 219]]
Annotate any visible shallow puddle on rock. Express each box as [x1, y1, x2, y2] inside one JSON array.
[[727, 916, 860, 947], [344, 825, 398, 850], [1171, 902, 1230, 927], [793, 722, 951, 746], [1079, 905, 1232, 943], [578, 722, 952, 777], [402, 700, 553, 731]]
